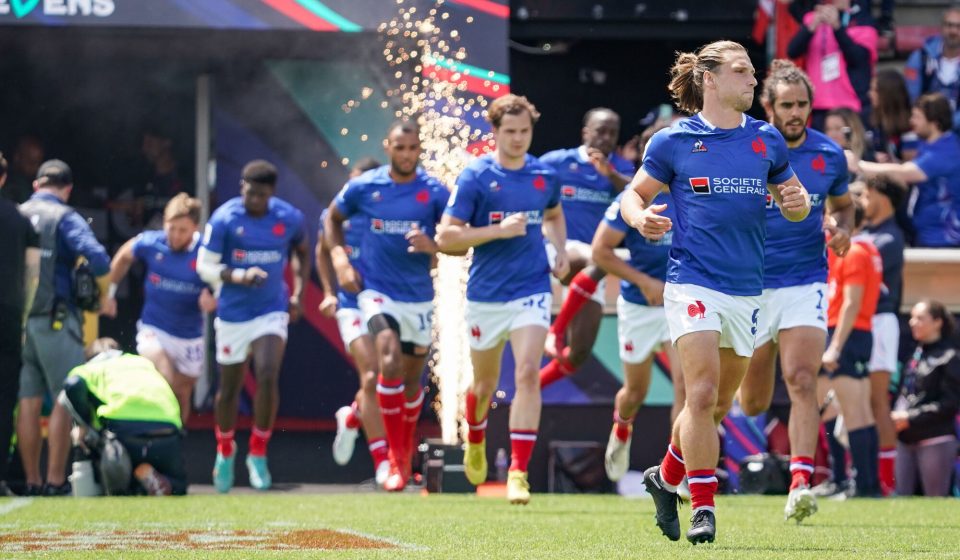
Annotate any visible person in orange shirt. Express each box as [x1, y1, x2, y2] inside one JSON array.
[[822, 202, 883, 498]]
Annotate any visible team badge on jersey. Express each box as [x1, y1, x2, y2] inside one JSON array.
[[751, 137, 767, 158], [811, 153, 826, 174], [489, 181, 500, 192], [416, 189, 430, 204], [272, 222, 286, 236], [691, 139, 708, 153], [371, 190, 382, 202], [533, 175, 546, 191]]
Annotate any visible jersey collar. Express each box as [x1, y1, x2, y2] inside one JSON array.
[[697, 112, 746, 130]]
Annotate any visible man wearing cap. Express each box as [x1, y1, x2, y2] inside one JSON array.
[[17, 159, 110, 496]]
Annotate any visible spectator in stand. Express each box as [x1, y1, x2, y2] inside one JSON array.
[[825, 107, 871, 161], [849, 93, 960, 247], [904, 5, 960, 132], [870, 70, 919, 163], [787, 0, 878, 130], [894, 299, 960, 497]]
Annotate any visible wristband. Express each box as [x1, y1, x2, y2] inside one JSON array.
[[107, 283, 118, 299], [231, 268, 246, 284]]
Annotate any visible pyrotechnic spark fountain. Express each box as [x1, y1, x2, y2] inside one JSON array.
[[337, 0, 500, 444]]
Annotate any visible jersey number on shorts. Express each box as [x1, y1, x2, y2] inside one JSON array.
[[417, 311, 434, 332], [815, 289, 825, 321], [185, 343, 203, 363], [750, 308, 759, 336]]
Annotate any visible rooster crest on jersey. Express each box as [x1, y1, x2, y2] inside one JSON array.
[[811, 153, 826, 174], [751, 137, 767, 158], [687, 300, 706, 319]]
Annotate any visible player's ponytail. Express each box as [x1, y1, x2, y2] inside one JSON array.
[[668, 40, 747, 114]]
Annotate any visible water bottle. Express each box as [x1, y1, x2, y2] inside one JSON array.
[[494, 448, 508, 482], [70, 460, 102, 497]]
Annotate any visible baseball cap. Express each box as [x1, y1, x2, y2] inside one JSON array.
[[36, 159, 73, 187]]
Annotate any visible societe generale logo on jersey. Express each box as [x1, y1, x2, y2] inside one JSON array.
[[689, 177, 710, 195]]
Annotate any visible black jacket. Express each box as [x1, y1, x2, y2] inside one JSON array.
[[897, 339, 960, 444]]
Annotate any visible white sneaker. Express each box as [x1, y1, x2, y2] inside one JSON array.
[[784, 485, 818, 523], [604, 428, 631, 482], [332, 406, 359, 466], [374, 460, 391, 487]]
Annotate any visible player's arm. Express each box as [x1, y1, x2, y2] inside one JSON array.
[[288, 233, 310, 322], [586, 148, 631, 193], [592, 222, 663, 306], [23, 247, 40, 328], [825, 192, 855, 257], [767, 174, 811, 222], [324, 203, 362, 293], [436, 214, 527, 253], [822, 283, 863, 372], [197, 222, 266, 290], [620, 169, 671, 240], [543, 204, 569, 280], [61, 212, 111, 311], [853, 159, 926, 186], [101, 237, 138, 318], [314, 231, 339, 318]]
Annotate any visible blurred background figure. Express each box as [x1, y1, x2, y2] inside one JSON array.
[[905, 5, 960, 133], [2, 136, 45, 204], [869, 70, 918, 163], [787, 0, 878, 130], [894, 300, 960, 497]]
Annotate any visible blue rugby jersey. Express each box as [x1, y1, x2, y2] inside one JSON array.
[[132, 230, 206, 338], [203, 196, 305, 322], [602, 191, 674, 306], [539, 147, 636, 244], [763, 128, 848, 288], [911, 132, 960, 247], [445, 153, 561, 302], [335, 166, 448, 302], [642, 113, 795, 296]]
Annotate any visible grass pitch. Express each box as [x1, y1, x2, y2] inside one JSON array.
[[1, 491, 958, 559]]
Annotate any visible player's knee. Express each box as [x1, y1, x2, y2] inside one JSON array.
[[622, 384, 647, 408], [684, 382, 718, 414], [514, 362, 540, 390], [785, 366, 817, 396], [714, 398, 736, 424]]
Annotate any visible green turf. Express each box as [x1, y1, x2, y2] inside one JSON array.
[[2, 493, 959, 559]]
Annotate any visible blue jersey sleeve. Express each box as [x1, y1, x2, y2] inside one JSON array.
[[445, 168, 481, 223], [914, 146, 950, 180], [641, 130, 675, 185], [131, 233, 148, 261], [202, 212, 228, 255], [334, 181, 361, 218], [545, 174, 561, 209], [767, 133, 795, 185], [289, 209, 306, 246], [60, 211, 109, 275], [602, 198, 628, 232], [433, 184, 451, 223], [827, 150, 849, 197]]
